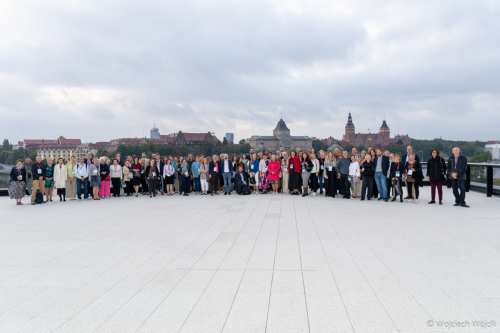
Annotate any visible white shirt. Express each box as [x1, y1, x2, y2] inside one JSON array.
[[224, 160, 229, 173], [75, 163, 88, 178], [310, 159, 320, 173], [164, 164, 174, 176], [349, 162, 360, 177]]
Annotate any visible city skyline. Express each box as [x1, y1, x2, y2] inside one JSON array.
[[1, 0, 500, 143]]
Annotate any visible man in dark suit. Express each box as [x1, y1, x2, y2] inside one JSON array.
[[447, 147, 469, 207], [84, 152, 93, 197], [246, 148, 255, 161], [373, 148, 390, 201], [401, 145, 419, 198], [208, 154, 221, 196], [234, 165, 248, 194], [154, 153, 165, 195]]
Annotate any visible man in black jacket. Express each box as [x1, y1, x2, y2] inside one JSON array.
[[373, 149, 390, 202], [234, 166, 248, 194], [447, 147, 469, 207], [31, 156, 47, 204]]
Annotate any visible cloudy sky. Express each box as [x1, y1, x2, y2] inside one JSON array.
[[1, 0, 499, 144]]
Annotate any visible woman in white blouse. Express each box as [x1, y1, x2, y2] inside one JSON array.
[[309, 153, 320, 196], [348, 155, 361, 199], [54, 157, 68, 202], [110, 158, 123, 197], [163, 158, 175, 196]]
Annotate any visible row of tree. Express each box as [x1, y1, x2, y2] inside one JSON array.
[[0, 139, 37, 166]]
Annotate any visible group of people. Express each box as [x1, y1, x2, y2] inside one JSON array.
[[8, 144, 469, 207]]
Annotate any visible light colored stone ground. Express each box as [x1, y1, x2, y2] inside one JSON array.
[[0, 188, 499, 333]]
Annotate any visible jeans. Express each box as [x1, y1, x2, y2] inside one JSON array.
[[223, 173, 231, 193], [374, 172, 388, 198], [178, 174, 184, 193], [235, 182, 243, 194], [194, 176, 201, 192], [318, 173, 324, 191], [148, 178, 156, 195], [77, 178, 88, 199], [450, 179, 466, 204]]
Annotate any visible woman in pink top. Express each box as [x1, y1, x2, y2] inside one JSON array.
[[268, 154, 281, 194]]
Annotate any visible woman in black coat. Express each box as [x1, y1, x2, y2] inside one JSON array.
[[360, 154, 376, 200], [426, 149, 447, 204], [404, 153, 423, 202], [145, 160, 160, 197]]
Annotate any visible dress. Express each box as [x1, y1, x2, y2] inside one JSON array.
[[268, 160, 280, 184], [9, 167, 26, 199], [66, 163, 78, 198], [164, 164, 175, 184], [130, 162, 142, 187], [45, 165, 54, 188], [89, 164, 101, 187], [259, 160, 269, 190]]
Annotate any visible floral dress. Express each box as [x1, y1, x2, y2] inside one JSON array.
[[45, 165, 54, 188], [259, 161, 269, 190]]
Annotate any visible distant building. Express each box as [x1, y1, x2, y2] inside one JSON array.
[[249, 119, 312, 154], [321, 113, 411, 149], [159, 131, 220, 145], [150, 123, 160, 139], [485, 141, 500, 160], [89, 142, 110, 154], [23, 136, 83, 161], [225, 133, 234, 143]]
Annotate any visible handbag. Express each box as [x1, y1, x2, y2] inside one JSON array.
[[305, 162, 313, 172], [91, 175, 99, 182], [127, 172, 134, 179]]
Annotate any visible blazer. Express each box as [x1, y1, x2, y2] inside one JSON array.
[[373, 155, 390, 175], [221, 160, 233, 175], [235, 172, 248, 184], [66, 162, 78, 179], [361, 161, 376, 177], [447, 155, 467, 181], [145, 165, 160, 180], [31, 163, 47, 179], [54, 164, 68, 189], [191, 162, 201, 177], [288, 156, 301, 173], [389, 161, 405, 179], [401, 153, 420, 165], [10, 167, 27, 182], [249, 160, 260, 174], [208, 160, 221, 177]]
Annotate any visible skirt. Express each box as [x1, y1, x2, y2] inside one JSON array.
[[165, 175, 174, 185], [90, 175, 101, 187], [9, 181, 25, 199], [66, 178, 77, 198], [259, 172, 269, 189], [288, 169, 301, 190], [45, 179, 54, 188], [132, 175, 141, 187], [99, 180, 111, 197]]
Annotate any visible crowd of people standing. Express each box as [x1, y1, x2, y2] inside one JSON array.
[[8, 145, 469, 207]]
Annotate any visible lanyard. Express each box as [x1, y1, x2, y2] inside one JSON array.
[[397, 163, 399, 171], [36, 163, 41, 169]]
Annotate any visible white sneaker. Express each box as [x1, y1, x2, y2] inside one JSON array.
[[312, 192, 316, 196], [408, 199, 413, 203], [414, 199, 419, 203]]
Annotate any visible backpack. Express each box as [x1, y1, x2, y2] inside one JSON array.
[[241, 184, 251, 195], [35, 190, 44, 204]]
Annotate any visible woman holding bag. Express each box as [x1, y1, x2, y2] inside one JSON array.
[[404, 153, 423, 203]]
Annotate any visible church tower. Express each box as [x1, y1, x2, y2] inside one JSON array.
[[345, 113, 355, 143], [379, 119, 390, 140], [273, 119, 290, 139]]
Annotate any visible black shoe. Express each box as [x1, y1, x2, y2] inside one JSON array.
[[150, 195, 152, 198], [228, 192, 231, 195], [378, 197, 383, 201], [428, 200, 436, 204], [400, 198, 403, 202], [391, 198, 396, 202], [439, 200, 442, 205], [302, 193, 306, 197], [361, 198, 365, 201], [453, 203, 460, 206], [153, 195, 156, 197], [320, 190, 323, 194], [384, 198, 389, 202], [224, 192, 227, 195], [460, 204, 469, 208], [184, 194, 189, 196], [367, 198, 371, 200]]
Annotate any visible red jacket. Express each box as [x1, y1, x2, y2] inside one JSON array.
[[288, 156, 301, 173]]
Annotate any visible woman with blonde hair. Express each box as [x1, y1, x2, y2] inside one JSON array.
[[89, 158, 101, 200], [54, 157, 68, 201], [324, 151, 337, 198], [99, 157, 111, 199], [66, 155, 78, 200]]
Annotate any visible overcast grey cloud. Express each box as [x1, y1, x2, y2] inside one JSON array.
[[0, 0, 499, 143]]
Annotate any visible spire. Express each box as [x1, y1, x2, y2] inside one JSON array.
[[346, 112, 354, 126]]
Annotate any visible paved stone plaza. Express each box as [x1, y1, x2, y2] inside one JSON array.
[[0, 189, 499, 333]]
